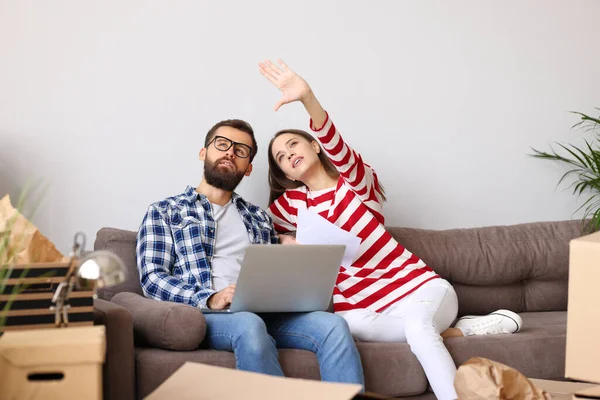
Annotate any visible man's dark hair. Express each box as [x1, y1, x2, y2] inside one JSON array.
[[205, 119, 258, 162]]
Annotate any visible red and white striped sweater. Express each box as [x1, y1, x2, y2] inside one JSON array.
[[268, 113, 440, 313]]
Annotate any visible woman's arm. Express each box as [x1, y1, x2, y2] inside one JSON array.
[[267, 191, 298, 234], [259, 59, 385, 207]]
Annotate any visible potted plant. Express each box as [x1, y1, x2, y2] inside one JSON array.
[[530, 109, 600, 233]]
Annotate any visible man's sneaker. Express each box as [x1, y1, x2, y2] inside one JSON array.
[[454, 309, 523, 336]]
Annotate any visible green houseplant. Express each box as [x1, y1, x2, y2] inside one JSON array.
[[531, 109, 600, 233]]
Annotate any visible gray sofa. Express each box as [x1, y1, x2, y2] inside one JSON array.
[[93, 219, 581, 400]]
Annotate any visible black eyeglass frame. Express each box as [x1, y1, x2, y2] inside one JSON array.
[[207, 135, 253, 159]]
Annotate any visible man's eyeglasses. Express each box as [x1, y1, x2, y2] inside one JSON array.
[[208, 136, 253, 159]]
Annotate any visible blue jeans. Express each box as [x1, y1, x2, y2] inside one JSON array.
[[203, 311, 364, 387]]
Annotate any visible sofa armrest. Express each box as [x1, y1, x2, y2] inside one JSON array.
[[111, 292, 206, 351], [94, 298, 136, 400]]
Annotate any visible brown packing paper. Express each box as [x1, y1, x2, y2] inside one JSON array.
[[454, 357, 551, 400], [0, 194, 66, 264]]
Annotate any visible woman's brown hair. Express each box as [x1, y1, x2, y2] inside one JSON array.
[[268, 129, 388, 204], [268, 129, 340, 205]]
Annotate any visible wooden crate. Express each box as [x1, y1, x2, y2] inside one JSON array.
[[1, 261, 94, 332]]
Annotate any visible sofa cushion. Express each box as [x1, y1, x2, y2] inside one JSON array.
[[112, 292, 206, 351], [388, 221, 582, 315], [133, 311, 567, 398], [96, 220, 582, 314], [134, 348, 315, 399], [446, 311, 566, 379], [357, 342, 428, 397], [134, 343, 428, 398], [95, 228, 143, 301]]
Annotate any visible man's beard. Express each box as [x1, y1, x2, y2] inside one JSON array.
[[204, 157, 246, 192]]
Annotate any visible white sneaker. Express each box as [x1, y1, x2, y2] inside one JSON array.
[[454, 309, 523, 336]]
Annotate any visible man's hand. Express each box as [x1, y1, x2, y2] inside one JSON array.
[[279, 234, 298, 245], [207, 284, 236, 310], [259, 59, 312, 111]]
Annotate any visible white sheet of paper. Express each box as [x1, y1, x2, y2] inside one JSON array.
[[296, 208, 361, 269]]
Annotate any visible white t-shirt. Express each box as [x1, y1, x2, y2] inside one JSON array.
[[211, 200, 250, 292]]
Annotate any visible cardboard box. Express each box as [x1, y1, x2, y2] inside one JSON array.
[[145, 362, 372, 400], [530, 379, 598, 400], [0, 262, 94, 332], [567, 232, 600, 384], [0, 325, 106, 400], [573, 386, 600, 399]]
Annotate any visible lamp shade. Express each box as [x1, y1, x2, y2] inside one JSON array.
[[75, 250, 126, 291]]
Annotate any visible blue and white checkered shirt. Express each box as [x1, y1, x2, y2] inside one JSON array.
[[136, 186, 279, 309]]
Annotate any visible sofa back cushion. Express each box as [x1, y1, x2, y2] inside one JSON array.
[[388, 220, 582, 315], [95, 220, 582, 314], [95, 227, 143, 300]]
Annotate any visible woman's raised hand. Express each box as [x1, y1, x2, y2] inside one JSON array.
[[259, 59, 312, 111]]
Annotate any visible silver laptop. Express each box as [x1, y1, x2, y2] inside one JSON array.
[[203, 244, 345, 313]]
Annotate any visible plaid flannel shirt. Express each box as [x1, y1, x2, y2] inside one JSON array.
[[136, 186, 279, 309]]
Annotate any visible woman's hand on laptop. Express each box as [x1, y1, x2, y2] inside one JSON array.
[[279, 234, 298, 245], [207, 284, 236, 310]]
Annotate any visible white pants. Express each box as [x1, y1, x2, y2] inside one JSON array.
[[338, 278, 459, 400]]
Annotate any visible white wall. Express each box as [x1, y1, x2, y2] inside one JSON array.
[[1, 0, 599, 254]]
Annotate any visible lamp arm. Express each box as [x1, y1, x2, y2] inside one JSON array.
[[51, 279, 73, 327]]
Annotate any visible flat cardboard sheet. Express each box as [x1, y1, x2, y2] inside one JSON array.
[[530, 379, 598, 400], [145, 362, 362, 400], [573, 385, 600, 399]]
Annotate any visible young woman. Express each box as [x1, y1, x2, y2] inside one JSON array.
[[259, 59, 522, 400]]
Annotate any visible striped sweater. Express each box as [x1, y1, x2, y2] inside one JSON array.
[[268, 113, 439, 313]]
